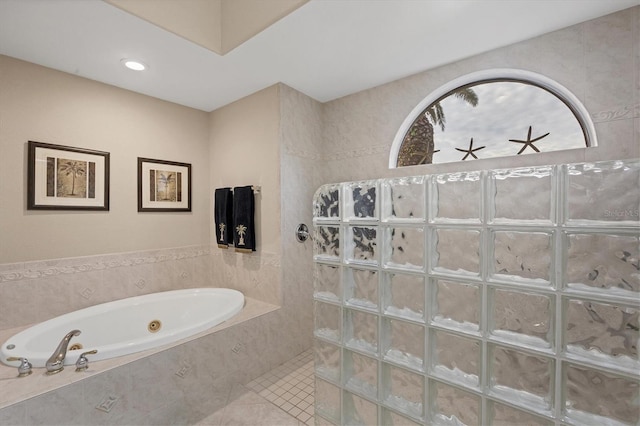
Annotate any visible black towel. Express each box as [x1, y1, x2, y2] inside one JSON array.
[[233, 186, 256, 253], [214, 188, 233, 248]]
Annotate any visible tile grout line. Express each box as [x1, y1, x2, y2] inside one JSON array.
[[246, 349, 315, 425]]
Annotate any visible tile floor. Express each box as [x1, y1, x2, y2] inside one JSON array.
[[196, 349, 314, 426]]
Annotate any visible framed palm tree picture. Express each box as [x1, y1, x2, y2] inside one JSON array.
[[137, 157, 191, 212], [27, 141, 110, 210]]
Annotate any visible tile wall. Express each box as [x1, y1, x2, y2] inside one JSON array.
[[312, 158, 639, 425], [0, 245, 212, 330]]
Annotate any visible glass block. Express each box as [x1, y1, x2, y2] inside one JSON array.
[[490, 288, 553, 350], [314, 225, 341, 260], [564, 362, 640, 425], [314, 301, 341, 343], [345, 267, 378, 311], [565, 232, 640, 296], [489, 344, 554, 412], [315, 339, 341, 382], [314, 184, 340, 220], [382, 363, 425, 419], [381, 176, 426, 222], [345, 309, 379, 355], [489, 166, 555, 224], [565, 160, 640, 225], [345, 226, 378, 265], [314, 263, 341, 302], [344, 181, 378, 221], [316, 377, 341, 423], [491, 230, 553, 285], [343, 391, 378, 426], [344, 350, 378, 400], [432, 228, 482, 277], [565, 298, 639, 371], [490, 401, 553, 426], [431, 330, 480, 389], [311, 165, 640, 426], [383, 226, 425, 270], [382, 318, 425, 371], [431, 171, 482, 223], [432, 279, 480, 334], [430, 380, 481, 426], [382, 272, 425, 322], [381, 408, 422, 426]]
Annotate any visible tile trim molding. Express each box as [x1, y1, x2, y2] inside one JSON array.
[[591, 103, 640, 122], [212, 248, 282, 268], [0, 246, 211, 283], [323, 143, 389, 161], [283, 145, 323, 161]]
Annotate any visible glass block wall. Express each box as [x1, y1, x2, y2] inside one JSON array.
[[312, 159, 640, 426]]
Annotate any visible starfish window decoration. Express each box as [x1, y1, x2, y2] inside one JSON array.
[[455, 137, 485, 160], [415, 148, 440, 165], [509, 126, 550, 154]]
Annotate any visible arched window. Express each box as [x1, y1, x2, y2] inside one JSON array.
[[390, 69, 597, 168]]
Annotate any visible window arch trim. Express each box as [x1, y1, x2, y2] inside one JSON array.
[[389, 68, 597, 168]]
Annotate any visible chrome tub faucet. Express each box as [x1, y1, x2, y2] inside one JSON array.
[[45, 329, 81, 375]]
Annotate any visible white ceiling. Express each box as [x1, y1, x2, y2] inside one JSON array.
[[1, 0, 637, 112]]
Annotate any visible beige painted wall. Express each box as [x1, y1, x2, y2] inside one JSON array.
[[221, 0, 307, 53], [107, 0, 307, 55], [0, 56, 211, 263], [209, 84, 281, 256], [107, 0, 223, 53]]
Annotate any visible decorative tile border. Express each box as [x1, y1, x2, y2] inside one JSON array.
[[0, 246, 211, 283], [591, 103, 640, 122], [283, 145, 323, 161], [212, 249, 282, 268], [323, 144, 389, 162]]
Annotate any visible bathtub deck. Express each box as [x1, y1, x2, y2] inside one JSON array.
[[0, 296, 279, 410]]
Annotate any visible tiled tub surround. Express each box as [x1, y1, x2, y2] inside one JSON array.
[[312, 159, 640, 425], [0, 297, 283, 424], [0, 245, 283, 330], [0, 244, 306, 424], [0, 246, 213, 330]]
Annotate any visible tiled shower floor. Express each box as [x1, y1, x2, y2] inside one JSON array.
[[246, 349, 315, 424], [197, 349, 314, 425]]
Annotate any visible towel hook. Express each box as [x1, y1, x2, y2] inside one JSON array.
[[296, 223, 310, 243]]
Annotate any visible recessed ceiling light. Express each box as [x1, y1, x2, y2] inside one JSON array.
[[121, 59, 147, 71]]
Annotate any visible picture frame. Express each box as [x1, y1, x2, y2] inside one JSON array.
[[138, 157, 192, 212], [27, 140, 110, 210]]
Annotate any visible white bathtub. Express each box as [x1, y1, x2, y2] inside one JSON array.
[[0, 288, 244, 368]]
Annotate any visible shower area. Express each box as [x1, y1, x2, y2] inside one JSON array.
[[311, 158, 639, 425]]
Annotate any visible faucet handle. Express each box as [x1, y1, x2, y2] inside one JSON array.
[[75, 350, 98, 372], [6, 357, 33, 377]]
